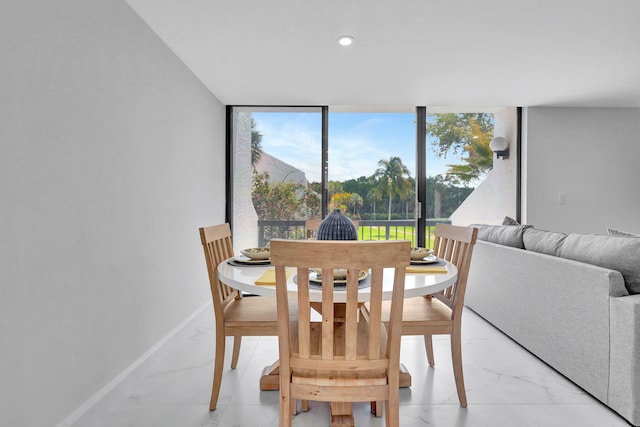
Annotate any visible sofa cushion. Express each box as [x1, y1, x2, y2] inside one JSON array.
[[475, 225, 531, 249], [558, 234, 640, 295], [502, 216, 520, 225], [523, 228, 568, 257]]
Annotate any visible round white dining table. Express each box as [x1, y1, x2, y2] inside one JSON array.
[[217, 258, 458, 302]]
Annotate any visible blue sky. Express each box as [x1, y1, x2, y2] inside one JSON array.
[[252, 111, 461, 183]]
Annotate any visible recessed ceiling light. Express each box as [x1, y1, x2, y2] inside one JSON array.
[[337, 35, 354, 46]]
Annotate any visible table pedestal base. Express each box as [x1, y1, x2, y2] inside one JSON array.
[[259, 361, 280, 391], [399, 363, 412, 387], [330, 402, 354, 427]]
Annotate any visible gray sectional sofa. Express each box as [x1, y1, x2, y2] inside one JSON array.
[[465, 224, 640, 426]]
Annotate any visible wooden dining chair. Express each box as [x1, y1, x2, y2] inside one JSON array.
[[270, 239, 410, 427], [380, 223, 478, 407], [304, 219, 322, 239], [199, 223, 282, 411]]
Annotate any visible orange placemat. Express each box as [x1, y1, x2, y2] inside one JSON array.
[[255, 269, 291, 286], [406, 265, 448, 274]]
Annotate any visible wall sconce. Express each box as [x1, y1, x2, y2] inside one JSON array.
[[489, 136, 509, 160]]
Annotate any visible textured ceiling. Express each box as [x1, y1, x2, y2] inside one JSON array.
[[126, 0, 640, 108]]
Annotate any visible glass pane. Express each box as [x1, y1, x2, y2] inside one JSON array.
[[231, 107, 322, 250], [424, 108, 517, 247], [328, 111, 416, 244]]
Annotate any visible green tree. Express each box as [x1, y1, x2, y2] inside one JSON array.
[[424, 175, 474, 219], [308, 181, 322, 195], [328, 181, 343, 200], [348, 193, 363, 219], [427, 113, 494, 183], [251, 172, 321, 222], [331, 192, 363, 218], [367, 182, 384, 220], [373, 156, 412, 221], [445, 119, 494, 184], [299, 186, 322, 219], [343, 176, 375, 218], [250, 118, 263, 169], [401, 178, 416, 219], [330, 192, 351, 213], [251, 172, 300, 220]]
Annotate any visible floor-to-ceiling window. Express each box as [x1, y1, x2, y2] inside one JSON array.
[[229, 106, 323, 251], [228, 106, 518, 250], [421, 107, 519, 238]]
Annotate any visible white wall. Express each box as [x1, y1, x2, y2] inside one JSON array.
[[523, 107, 640, 234], [0, 1, 226, 426], [232, 111, 260, 251]]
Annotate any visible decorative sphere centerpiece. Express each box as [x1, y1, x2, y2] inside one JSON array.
[[316, 209, 358, 240]]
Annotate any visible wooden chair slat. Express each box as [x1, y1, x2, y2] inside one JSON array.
[[297, 267, 311, 359], [345, 269, 359, 360]]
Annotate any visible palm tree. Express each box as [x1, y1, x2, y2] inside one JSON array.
[[373, 156, 412, 221], [348, 193, 363, 219], [401, 184, 415, 219], [250, 118, 263, 169], [427, 113, 495, 184], [445, 119, 494, 184], [367, 180, 384, 220]]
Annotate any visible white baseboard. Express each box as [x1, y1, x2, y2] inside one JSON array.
[[57, 301, 211, 427]]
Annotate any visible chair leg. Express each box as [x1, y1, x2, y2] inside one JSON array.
[[231, 336, 242, 369], [386, 392, 399, 427], [370, 400, 382, 417], [301, 400, 309, 412], [209, 331, 226, 411], [280, 395, 292, 427], [424, 334, 435, 366], [451, 328, 467, 407]]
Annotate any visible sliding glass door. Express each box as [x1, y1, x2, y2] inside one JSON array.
[[327, 109, 416, 243], [422, 107, 518, 242]]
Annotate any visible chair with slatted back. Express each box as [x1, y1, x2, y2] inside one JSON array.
[[199, 223, 281, 411], [270, 239, 410, 426], [380, 223, 478, 407], [304, 219, 322, 239]]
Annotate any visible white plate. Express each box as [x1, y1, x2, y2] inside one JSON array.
[[309, 269, 368, 284], [410, 255, 439, 264], [239, 248, 271, 260], [232, 255, 271, 265]]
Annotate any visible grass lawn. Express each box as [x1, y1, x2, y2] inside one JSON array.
[[356, 226, 438, 249]]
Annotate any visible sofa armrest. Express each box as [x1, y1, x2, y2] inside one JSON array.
[[609, 294, 640, 426]]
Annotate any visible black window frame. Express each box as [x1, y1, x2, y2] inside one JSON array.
[[225, 105, 522, 246]]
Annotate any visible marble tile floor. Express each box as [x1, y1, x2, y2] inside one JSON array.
[[74, 306, 630, 427]]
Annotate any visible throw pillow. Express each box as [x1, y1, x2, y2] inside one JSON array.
[[502, 216, 520, 226], [475, 224, 532, 249], [607, 228, 640, 238], [559, 233, 640, 295], [523, 228, 568, 257]]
